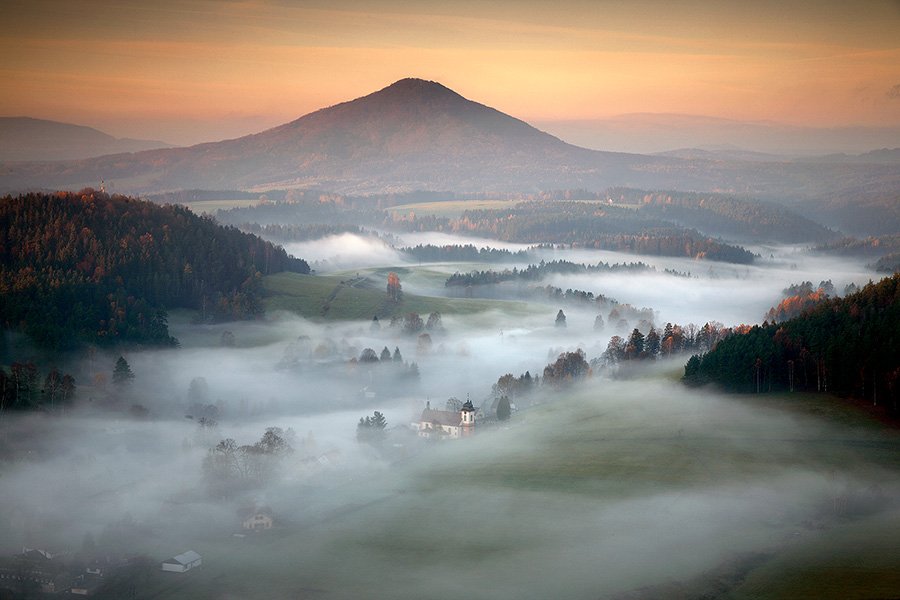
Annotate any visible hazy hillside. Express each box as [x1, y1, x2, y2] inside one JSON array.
[[0, 117, 173, 161], [537, 113, 900, 156]]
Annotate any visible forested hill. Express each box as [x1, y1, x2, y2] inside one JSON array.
[[684, 274, 900, 414], [0, 191, 309, 350]]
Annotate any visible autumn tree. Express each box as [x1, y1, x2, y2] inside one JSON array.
[[625, 328, 645, 359], [386, 272, 402, 302], [543, 350, 589, 385], [417, 333, 432, 354], [403, 312, 424, 335], [426, 311, 444, 333]]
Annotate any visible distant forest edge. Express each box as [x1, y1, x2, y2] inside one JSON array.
[[210, 191, 787, 264], [684, 274, 900, 414], [0, 191, 309, 350]]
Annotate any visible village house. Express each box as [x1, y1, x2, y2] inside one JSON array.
[[0, 549, 66, 594], [412, 399, 476, 439], [242, 507, 274, 531], [160, 550, 202, 573]]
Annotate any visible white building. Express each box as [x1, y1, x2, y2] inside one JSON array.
[[412, 399, 475, 439], [242, 507, 274, 531], [161, 550, 202, 573]]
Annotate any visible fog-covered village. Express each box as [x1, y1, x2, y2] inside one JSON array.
[[2, 2, 900, 599]]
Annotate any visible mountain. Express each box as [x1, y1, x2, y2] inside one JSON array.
[[1, 79, 900, 202], [0, 117, 174, 161], [0, 79, 655, 194]]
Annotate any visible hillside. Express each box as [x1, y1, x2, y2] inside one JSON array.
[[2, 79, 899, 201], [0, 117, 172, 161], [683, 274, 900, 414], [607, 188, 837, 243], [0, 191, 309, 350]]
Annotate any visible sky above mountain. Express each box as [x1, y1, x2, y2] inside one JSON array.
[[2, 0, 900, 146]]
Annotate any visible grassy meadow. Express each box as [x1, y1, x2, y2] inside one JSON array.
[[262, 271, 535, 321], [114, 380, 900, 600]]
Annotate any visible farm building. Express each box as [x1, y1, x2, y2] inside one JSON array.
[[160, 550, 202, 573]]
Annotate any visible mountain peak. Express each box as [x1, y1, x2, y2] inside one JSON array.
[[362, 77, 467, 105], [380, 77, 456, 93]]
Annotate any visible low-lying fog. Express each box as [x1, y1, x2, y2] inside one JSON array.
[[0, 235, 894, 599], [286, 231, 878, 326]]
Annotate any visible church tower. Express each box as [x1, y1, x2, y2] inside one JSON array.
[[460, 398, 475, 437]]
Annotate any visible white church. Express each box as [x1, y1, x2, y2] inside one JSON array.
[[412, 399, 476, 439]]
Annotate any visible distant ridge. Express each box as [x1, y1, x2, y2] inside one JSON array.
[[0, 117, 174, 161], [1, 79, 899, 199]]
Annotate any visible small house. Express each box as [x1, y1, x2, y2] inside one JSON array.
[[161, 550, 202, 573], [242, 507, 274, 531]]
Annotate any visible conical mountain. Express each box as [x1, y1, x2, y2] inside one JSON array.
[[0, 78, 648, 194], [3, 78, 894, 196]]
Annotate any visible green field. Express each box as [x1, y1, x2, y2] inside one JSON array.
[[262, 271, 535, 321], [105, 384, 900, 600]]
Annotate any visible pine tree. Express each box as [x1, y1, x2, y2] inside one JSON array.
[[555, 309, 567, 328], [497, 396, 511, 421], [112, 356, 135, 385]]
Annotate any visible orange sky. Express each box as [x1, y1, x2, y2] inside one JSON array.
[[3, 0, 900, 145]]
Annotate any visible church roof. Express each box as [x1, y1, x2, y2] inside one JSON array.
[[419, 408, 461, 427]]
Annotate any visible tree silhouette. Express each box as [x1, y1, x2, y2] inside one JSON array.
[[555, 309, 567, 328], [497, 396, 511, 421], [386, 272, 402, 302], [112, 356, 135, 385]]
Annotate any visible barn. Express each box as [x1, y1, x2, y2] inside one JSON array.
[[160, 550, 202, 573]]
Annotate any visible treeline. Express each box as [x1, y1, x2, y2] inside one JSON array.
[[389, 202, 755, 263], [0, 363, 76, 413], [400, 244, 531, 263], [814, 234, 900, 258], [0, 191, 309, 349], [874, 253, 900, 274], [238, 222, 374, 242], [534, 285, 615, 309], [813, 235, 900, 274], [212, 191, 765, 264], [445, 259, 656, 287], [216, 194, 382, 227], [683, 274, 900, 413], [601, 321, 746, 366], [607, 188, 836, 243], [764, 280, 835, 323]]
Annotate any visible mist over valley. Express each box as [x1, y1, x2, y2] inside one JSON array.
[[2, 68, 900, 599]]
